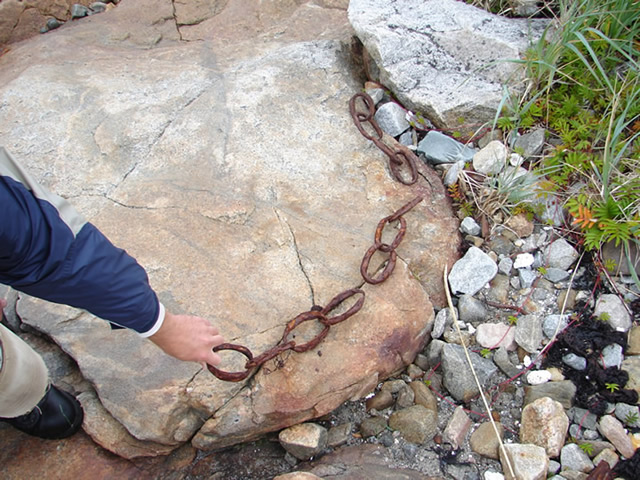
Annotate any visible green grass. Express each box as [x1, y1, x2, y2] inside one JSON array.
[[492, 0, 640, 283]]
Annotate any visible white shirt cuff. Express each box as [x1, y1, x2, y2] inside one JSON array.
[[138, 302, 166, 338]]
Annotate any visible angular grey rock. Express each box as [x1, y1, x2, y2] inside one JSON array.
[[374, 101, 409, 137], [570, 407, 599, 431], [443, 160, 464, 186], [279, 423, 328, 461], [493, 346, 521, 378], [46, 18, 63, 31], [365, 87, 384, 105], [327, 422, 352, 448], [514, 314, 543, 353], [594, 294, 632, 332], [524, 381, 577, 409], [460, 216, 481, 236], [442, 406, 471, 449], [544, 267, 570, 283], [470, 422, 504, 460], [416, 131, 476, 165], [388, 405, 438, 444], [348, 0, 548, 132], [614, 403, 640, 428], [544, 238, 579, 270], [500, 443, 549, 480], [513, 128, 545, 158], [426, 339, 445, 367], [432, 307, 455, 339], [560, 443, 594, 473], [599, 344, 623, 369], [359, 417, 387, 438], [441, 343, 498, 402], [473, 140, 507, 175], [543, 314, 569, 339], [90, 2, 108, 14], [71, 4, 90, 18], [448, 246, 498, 296], [518, 268, 538, 288], [563, 353, 587, 371], [498, 257, 513, 275], [457, 294, 487, 324]]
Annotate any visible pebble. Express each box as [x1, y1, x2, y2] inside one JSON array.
[[278, 423, 328, 460], [475, 322, 516, 351], [448, 246, 498, 296], [396, 384, 415, 409], [518, 268, 538, 288], [594, 294, 632, 332], [513, 128, 545, 158], [388, 405, 438, 444], [563, 353, 587, 371], [526, 370, 552, 385], [598, 415, 635, 458], [524, 380, 577, 409], [498, 257, 513, 275], [457, 294, 487, 324], [359, 416, 387, 438], [570, 407, 599, 431], [409, 380, 438, 412], [441, 343, 498, 402], [544, 267, 570, 283], [432, 307, 455, 339], [543, 314, 570, 339], [505, 213, 534, 238], [71, 4, 90, 18], [473, 140, 507, 175], [500, 443, 548, 480], [366, 389, 394, 411], [592, 448, 619, 469], [441, 406, 470, 450], [417, 130, 476, 165], [560, 443, 594, 473], [470, 422, 504, 460], [614, 403, 640, 428], [493, 347, 521, 378], [520, 397, 569, 458], [374, 101, 409, 137], [460, 216, 481, 236], [599, 344, 623, 369], [514, 315, 543, 353], [90, 2, 107, 14], [513, 253, 535, 269], [544, 238, 580, 270], [326, 422, 352, 448]]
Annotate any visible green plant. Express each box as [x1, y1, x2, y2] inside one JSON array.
[[480, 348, 492, 358], [507, 315, 518, 326], [605, 382, 620, 392], [624, 410, 639, 425], [579, 442, 594, 455], [598, 312, 611, 322]]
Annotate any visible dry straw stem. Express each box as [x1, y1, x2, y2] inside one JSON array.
[[443, 265, 515, 479]]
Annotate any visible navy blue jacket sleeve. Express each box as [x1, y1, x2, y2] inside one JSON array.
[[0, 147, 163, 336]]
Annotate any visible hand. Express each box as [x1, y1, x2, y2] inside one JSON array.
[[148, 311, 225, 367], [0, 297, 6, 321]]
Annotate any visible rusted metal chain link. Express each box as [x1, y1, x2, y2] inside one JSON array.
[[349, 92, 420, 186], [207, 196, 423, 381]]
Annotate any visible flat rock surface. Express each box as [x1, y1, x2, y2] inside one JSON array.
[[0, 0, 459, 457]]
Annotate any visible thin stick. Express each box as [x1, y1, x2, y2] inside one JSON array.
[[443, 265, 515, 479]]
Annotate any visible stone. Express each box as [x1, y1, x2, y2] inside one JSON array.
[[498, 257, 513, 275], [432, 307, 455, 339], [518, 268, 538, 288], [543, 267, 570, 283], [274, 473, 322, 480], [598, 415, 635, 459], [493, 347, 521, 378], [359, 417, 387, 438], [348, 0, 548, 134], [592, 448, 618, 469], [524, 381, 577, 409], [448, 246, 498, 296], [441, 343, 498, 402], [543, 314, 570, 339], [500, 443, 548, 480], [513, 129, 545, 158], [460, 216, 481, 236], [366, 390, 394, 411], [374, 101, 410, 137], [622, 356, 640, 396], [505, 213, 534, 238], [513, 253, 535, 269], [526, 370, 552, 385], [416, 130, 476, 165], [443, 160, 464, 186], [443, 405, 472, 449], [557, 289, 577, 312], [457, 294, 487, 324], [470, 422, 504, 460], [90, 2, 107, 14], [544, 238, 580, 270], [71, 4, 90, 18], [599, 344, 624, 369], [520, 397, 569, 458], [396, 384, 415, 409], [473, 140, 508, 175], [279, 423, 328, 460], [615, 403, 640, 429], [594, 294, 632, 332], [514, 315, 543, 353], [388, 405, 438, 444], [475, 323, 517, 351], [627, 326, 640, 355], [425, 339, 445, 367], [570, 408, 599, 431], [409, 380, 438, 412], [2, 0, 462, 452], [563, 353, 587, 371], [560, 443, 594, 473], [326, 422, 352, 448]]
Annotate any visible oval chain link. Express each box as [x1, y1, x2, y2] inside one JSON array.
[[207, 196, 423, 381], [349, 92, 419, 185]]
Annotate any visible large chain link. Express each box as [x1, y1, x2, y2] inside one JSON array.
[[349, 92, 420, 186], [207, 196, 423, 381]]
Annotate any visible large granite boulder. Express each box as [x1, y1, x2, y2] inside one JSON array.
[[0, 0, 459, 455], [348, 0, 550, 133]]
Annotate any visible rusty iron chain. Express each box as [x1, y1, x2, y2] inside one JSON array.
[[349, 92, 420, 186], [207, 196, 423, 381]]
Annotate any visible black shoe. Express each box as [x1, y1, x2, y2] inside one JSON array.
[[2, 385, 84, 439]]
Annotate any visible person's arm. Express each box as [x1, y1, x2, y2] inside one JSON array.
[[0, 147, 223, 365]]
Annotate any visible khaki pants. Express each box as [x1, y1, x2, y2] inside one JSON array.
[[0, 323, 49, 418]]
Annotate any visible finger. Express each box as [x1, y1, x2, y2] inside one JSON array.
[[208, 351, 222, 367], [210, 334, 225, 348]]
